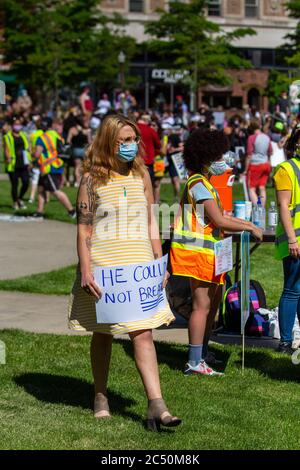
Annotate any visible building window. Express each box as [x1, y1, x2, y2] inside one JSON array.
[[245, 0, 258, 18], [129, 0, 144, 12], [208, 0, 221, 16]]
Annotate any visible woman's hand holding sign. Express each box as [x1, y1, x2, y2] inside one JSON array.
[[81, 271, 102, 299], [163, 270, 170, 289]]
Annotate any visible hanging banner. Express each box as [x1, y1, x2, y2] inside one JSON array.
[[94, 255, 168, 323], [240, 231, 250, 333]]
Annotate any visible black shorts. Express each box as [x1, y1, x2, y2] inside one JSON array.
[[38, 174, 63, 192], [167, 155, 179, 178]]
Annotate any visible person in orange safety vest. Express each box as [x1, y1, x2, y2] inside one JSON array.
[[32, 117, 76, 219], [170, 128, 263, 376]]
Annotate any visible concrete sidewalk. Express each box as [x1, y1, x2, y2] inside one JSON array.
[[0, 290, 280, 349], [0, 218, 77, 279], [0, 291, 189, 343]]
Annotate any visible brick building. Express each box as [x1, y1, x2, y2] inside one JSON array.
[[101, 0, 297, 111]]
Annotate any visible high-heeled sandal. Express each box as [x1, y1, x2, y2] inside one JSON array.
[[94, 393, 111, 419], [147, 398, 182, 431]]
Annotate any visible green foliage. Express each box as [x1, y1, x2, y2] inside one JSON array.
[[3, 0, 136, 92], [266, 70, 293, 107], [145, 0, 256, 87], [282, 1, 300, 68]]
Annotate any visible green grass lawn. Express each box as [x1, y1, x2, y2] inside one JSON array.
[[0, 329, 300, 450], [0, 265, 77, 296], [0, 179, 78, 224], [0, 176, 292, 451]]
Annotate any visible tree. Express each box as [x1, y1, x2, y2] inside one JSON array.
[[281, 1, 300, 71], [3, 0, 136, 98], [267, 2, 300, 109], [145, 0, 255, 108]]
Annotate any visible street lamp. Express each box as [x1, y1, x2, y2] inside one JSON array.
[[118, 51, 126, 90]]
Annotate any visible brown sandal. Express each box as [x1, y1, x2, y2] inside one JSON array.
[[94, 393, 111, 419], [147, 398, 181, 431]]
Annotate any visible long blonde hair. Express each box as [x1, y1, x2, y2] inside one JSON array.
[[82, 114, 146, 184]]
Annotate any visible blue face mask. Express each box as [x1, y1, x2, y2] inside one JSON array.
[[209, 160, 229, 176], [118, 142, 138, 162]]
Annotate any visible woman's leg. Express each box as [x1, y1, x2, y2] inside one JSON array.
[[19, 167, 30, 201], [90, 332, 113, 418], [129, 329, 180, 427], [278, 257, 300, 346], [37, 186, 47, 214], [74, 158, 82, 186], [29, 168, 40, 202], [129, 329, 161, 400], [188, 279, 218, 345], [171, 176, 181, 201], [249, 187, 258, 205], [186, 280, 223, 374], [90, 332, 113, 395], [8, 171, 19, 204], [202, 284, 223, 358], [153, 178, 161, 205], [258, 185, 267, 206]]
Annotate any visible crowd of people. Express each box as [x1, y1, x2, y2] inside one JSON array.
[[0, 86, 296, 214]]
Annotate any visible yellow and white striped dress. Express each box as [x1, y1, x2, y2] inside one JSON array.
[[68, 171, 175, 334]]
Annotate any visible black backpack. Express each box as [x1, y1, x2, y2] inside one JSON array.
[[222, 279, 267, 335]]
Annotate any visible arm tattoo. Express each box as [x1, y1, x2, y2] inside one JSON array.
[[77, 176, 96, 225], [85, 236, 91, 251]]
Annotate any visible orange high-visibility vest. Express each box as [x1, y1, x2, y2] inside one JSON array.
[[170, 173, 225, 285], [38, 131, 64, 175]]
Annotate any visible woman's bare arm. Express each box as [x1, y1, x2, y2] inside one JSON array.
[[202, 199, 263, 241], [277, 189, 300, 257], [76, 174, 101, 298]]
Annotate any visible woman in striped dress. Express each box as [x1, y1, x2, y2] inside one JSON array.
[[68, 114, 181, 431]]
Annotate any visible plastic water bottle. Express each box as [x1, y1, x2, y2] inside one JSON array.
[[268, 201, 278, 231], [252, 196, 265, 230]]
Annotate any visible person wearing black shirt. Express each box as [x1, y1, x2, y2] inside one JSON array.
[[167, 130, 183, 201], [3, 118, 31, 210]]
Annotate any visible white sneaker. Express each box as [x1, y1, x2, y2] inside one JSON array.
[[184, 361, 224, 377], [18, 200, 27, 209]]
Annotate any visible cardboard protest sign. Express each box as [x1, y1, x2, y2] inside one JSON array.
[[171, 152, 187, 180], [94, 255, 168, 323]]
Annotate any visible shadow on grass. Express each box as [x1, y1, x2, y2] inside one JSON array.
[[116, 338, 230, 374], [14, 373, 141, 423], [235, 349, 300, 383], [0, 204, 14, 210]]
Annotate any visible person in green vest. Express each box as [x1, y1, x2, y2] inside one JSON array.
[[3, 116, 31, 210], [274, 124, 300, 354]]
